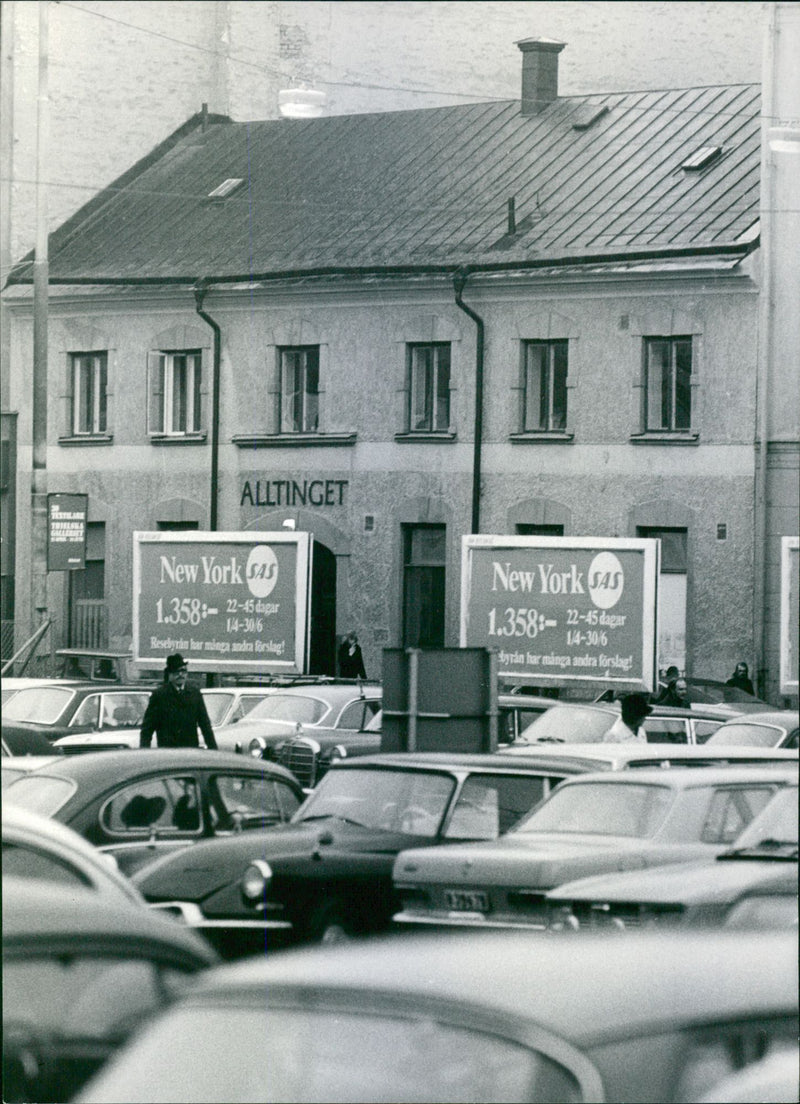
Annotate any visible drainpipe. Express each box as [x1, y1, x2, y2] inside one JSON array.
[[194, 282, 221, 531], [454, 270, 485, 534]]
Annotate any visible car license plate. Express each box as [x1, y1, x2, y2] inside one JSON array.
[[445, 890, 489, 912]]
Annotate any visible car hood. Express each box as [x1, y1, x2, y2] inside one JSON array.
[[393, 834, 713, 888], [134, 818, 431, 901], [216, 718, 297, 741], [547, 856, 800, 906]]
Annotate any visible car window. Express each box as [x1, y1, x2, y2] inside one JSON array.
[[785, 728, 799, 750], [246, 694, 327, 724], [4, 775, 77, 816], [296, 768, 456, 838], [210, 774, 301, 829], [514, 781, 674, 838], [732, 786, 798, 849], [643, 718, 688, 744], [202, 693, 235, 726], [673, 1021, 799, 1102], [699, 787, 780, 844], [102, 693, 149, 728], [3, 687, 75, 724], [520, 706, 615, 743], [694, 720, 722, 744], [707, 723, 783, 748], [239, 695, 268, 718], [2, 842, 92, 888], [70, 694, 101, 728], [446, 774, 556, 840], [101, 777, 202, 835], [337, 699, 381, 731], [76, 1004, 589, 1103]]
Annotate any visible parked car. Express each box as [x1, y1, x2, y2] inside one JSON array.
[[222, 680, 381, 759], [3, 748, 305, 877], [3, 877, 216, 1104], [75, 929, 799, 1104], [517, 700, 735, 746], [706, 710, 799, 749], [598, 677, 772, 712], [2, 803, 146, 907], [545, 778, 798, 932], [55, 648, 159, 684], [497, 692, 562, 743], [49, 686, 281, 754], [392, 766, 795, 932], [130, 752, 595, 952], [2, 682, 153, 746], [1, 676, 72, 705]]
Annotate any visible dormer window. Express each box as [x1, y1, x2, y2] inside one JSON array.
[[681, 146, 722, 171]]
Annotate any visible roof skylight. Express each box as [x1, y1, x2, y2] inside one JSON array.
[[207, 178, 244, 198], [681, 146, 723, 171]]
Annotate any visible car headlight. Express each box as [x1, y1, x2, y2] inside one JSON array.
[[326, 744, 348, 763], [241, 860, 273, 904], [248, 736, 267, 758]]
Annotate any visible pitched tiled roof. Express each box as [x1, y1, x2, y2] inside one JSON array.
[[10, 84, 760, 284]]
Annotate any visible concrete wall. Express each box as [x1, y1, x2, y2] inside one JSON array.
[[6, 262, 762, 685]]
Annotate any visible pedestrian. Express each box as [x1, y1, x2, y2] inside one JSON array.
[[653, 665, 680, 704], [140, 653, 217, 749], [602, 693, 652, 743], [658, 674, 692, 709], [726, 661, 755, 696], [337, 631, 366, 679]]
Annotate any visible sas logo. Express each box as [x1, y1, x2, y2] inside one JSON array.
[[587, 552, 624, 609], [246, 545, 279, 598]]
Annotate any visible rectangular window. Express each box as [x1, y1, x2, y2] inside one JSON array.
[[280, 347, 319, 433], [403, 524, 446, 648], [522, 341, 567, 431], [70, 353, 107, 435], [638, 526, 688, 675], [408, 344, 450, 432], [148, 351, 202, 435], [644, 337, 692, 431]]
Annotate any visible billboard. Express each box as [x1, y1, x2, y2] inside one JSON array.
[[780, 537, 799, 697], [133, 531, 312, 674], [47, 493, 88, 570], [461, 535, 660, 691]]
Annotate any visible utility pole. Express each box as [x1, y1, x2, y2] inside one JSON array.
[[31, 0, 50, 634]]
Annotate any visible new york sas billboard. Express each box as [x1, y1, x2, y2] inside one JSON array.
[[133, 531, 312, 674], [461, 535, 660, 691]]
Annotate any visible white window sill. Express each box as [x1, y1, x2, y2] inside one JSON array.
[[394, 431, 456, 443], [232, 433, 357, 448], [148, 433, 207, 445], [629, 433, 699, 445], [509, 432, 574, 444], [58, 434, 114, 446]]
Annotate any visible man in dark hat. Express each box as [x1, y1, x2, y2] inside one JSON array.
[[140, 653, 217, 749], [602, 693, 652, 743]]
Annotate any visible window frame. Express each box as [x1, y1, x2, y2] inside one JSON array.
[[522, 339, 568, 432], [70, 352, 108, 436], [402, 523, 446, 649], [148, 349, 203, 437], [643, 336, 693, 433], [279, 345, 320, 434], [407, 343, 451, 433]]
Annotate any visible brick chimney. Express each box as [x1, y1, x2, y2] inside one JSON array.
[[517, 38, 566, 115]]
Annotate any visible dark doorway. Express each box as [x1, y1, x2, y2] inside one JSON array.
[[308, 541, 336, 675]]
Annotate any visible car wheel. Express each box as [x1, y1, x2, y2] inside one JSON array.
[[309, 902, 355, 944]]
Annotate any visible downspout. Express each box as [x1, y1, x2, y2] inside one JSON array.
[[194, 282, 221, 531], [454, 270, 485, 534]]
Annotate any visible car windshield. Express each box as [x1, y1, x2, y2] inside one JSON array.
[[707, 723, 784, 748], [519, 706, 615, 744], [294, 767, 455, 838], [245, 694, 327, 725], [4, 774, 77, 816], [3, 687, 75, 724], [202, 693, 235, 726], [727, 787, 798, 850], [513, 781, 674, 838]]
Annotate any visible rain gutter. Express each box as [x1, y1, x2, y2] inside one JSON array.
[[454, 269, 485, 534], [193, 281, 221, 531]]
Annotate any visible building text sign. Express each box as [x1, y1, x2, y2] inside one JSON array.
[[133, 531, 311, 674], [780, 537, 799, 697], [47, 493, 88, 571], [461, 536, 660, 691]]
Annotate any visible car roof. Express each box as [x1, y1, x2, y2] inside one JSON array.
[[500, 742, 799, 766], [2, 875, 217, 965], [257, 683, 381, 701], [5, 747, 302, 789], [177, 929, 797, 1044], [549, 764, 798, 788], [715, 711, 799, 727], [331, 751, 593, 773]]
